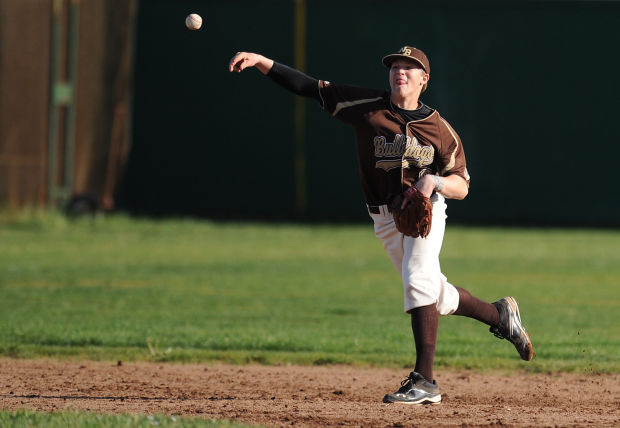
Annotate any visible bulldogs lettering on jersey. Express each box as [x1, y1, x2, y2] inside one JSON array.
[[374, 134, 434, 172]]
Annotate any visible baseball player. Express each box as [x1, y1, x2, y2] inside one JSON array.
[[228, 46, 533, 405]]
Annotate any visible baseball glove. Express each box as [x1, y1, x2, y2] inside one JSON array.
[[390, 186, 433, 238]]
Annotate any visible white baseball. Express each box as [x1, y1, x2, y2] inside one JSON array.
[[185, 13, 202, 30]]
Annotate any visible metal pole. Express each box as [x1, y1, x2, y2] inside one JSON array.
[[63, 0, 79, 207], [47, 0, 62, 206], [294, 0, 307, 216], [47, 0, 79, 209]]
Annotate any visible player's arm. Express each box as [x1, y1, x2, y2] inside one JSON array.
[[415, 174, 468, 200], [421, 117, 469, 200], [229, 51, 321, 101]]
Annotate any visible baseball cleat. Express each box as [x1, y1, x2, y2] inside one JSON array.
[[382, 372, 441, 405], [490, 296, 534, 361]]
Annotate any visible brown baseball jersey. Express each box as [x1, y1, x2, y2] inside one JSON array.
[[318, 81, 470, 206]]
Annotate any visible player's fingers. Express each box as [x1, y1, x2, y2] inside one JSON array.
[[229, 60, 241, 72], [234, 61, 249, 73], [228, 52, 245, 72]]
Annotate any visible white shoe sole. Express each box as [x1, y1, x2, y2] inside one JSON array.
[[383, 394, 441, 405], [505, 297, 534, 361]]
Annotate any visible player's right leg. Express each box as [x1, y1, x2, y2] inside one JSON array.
[[397, 194, 454, 393], [367, 200, 445, 404], [382, 371, 441, 405], [408, 304, 438, 384]]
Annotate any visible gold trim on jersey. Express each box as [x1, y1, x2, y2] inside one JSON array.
[[332, 97, 383, 117], [439, 117, 460, 174]]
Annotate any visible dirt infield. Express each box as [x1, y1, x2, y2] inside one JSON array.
[[1, 359, 618, 427]]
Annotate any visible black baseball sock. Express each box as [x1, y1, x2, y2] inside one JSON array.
[[410, 304, 439, 382], [453, 286, 499, 326]]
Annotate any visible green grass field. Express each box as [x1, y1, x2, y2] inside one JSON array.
[[1, 210, 618, 374], [0, 410, 253, 427]]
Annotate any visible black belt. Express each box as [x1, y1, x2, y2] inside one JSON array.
[[368, 204, 391, 214]]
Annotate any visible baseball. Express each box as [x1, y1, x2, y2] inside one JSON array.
[[185, 13, 202, 30]]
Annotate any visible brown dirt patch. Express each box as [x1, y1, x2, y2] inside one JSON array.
[[1, 358, 618, 427]]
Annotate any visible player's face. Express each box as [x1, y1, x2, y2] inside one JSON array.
[[389, 59, 428, 98]]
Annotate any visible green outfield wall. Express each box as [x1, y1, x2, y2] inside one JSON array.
[[123, 0, 620, 226]]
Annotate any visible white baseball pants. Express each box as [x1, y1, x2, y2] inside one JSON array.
[[368, 193, 460, 315]]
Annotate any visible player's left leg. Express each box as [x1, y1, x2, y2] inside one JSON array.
[[452, 287, 534, 361], [452, 286, 499, 325]]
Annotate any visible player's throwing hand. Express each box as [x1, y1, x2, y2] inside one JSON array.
[[228, 52, 274, 74], [228, 52, 251, 72]]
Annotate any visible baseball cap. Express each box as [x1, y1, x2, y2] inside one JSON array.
[[382, 46, 430, 74]]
